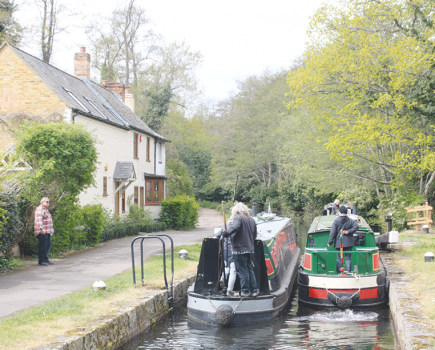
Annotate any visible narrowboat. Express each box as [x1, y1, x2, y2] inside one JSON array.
[[298, 213, 389, 309], [187, 213, 300, 326]]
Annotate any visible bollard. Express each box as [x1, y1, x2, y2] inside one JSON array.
[[424, 252, 434, 262], [93, 280, 106, 291], [423, 225, 429, 233], [179, 249, 188, 259]]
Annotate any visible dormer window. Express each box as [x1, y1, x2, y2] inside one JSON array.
[[63, 88, 90, 113]]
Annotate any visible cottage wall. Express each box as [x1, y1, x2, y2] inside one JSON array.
[[0, 45, 68, 152], [75, 115, 162, 218]]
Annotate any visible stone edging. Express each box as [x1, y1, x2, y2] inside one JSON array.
[[383, 255, 435, 350], [32, 276, 196, 350]]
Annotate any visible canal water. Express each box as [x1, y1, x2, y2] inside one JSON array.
[[119, 216, 399, 350]]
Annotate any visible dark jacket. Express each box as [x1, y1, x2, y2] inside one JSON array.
[[328, 215, 359, 248], [225, 214, 257, 253], [215, 222, 235, 264]]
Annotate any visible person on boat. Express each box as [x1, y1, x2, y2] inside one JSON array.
[[223, 202, 259, 298], [327, 205, 359, 273], [215, 221, 238, 296], [330, 199, 340, 215]]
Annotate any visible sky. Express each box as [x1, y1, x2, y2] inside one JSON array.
[[15, 0, 327, 102]]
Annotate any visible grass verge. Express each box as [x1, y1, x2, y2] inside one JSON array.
[[0, 243, 201, 350], [394, 233, 435, 329]]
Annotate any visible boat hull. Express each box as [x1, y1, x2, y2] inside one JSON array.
[[187, 248, 300, 326], [298, 263, 389, 309]]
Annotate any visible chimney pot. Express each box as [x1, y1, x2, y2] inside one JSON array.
[[80, 47, 86, 53]]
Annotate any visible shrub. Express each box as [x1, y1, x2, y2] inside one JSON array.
[[368, 191, 425, 232], [82, 204, 105, 245], [0, 192, 22, 271], [51, 199, 84, 252], [160, 196, 198, 230]]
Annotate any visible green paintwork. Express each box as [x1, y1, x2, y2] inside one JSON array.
[[303, 215, 380, 275]]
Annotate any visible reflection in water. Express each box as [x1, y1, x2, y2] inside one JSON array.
[[119, 295, 397, 350]]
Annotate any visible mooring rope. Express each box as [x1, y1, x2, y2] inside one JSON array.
[[206, 294, 245, 314]]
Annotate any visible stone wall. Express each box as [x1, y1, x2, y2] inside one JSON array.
[[32, 275, 196, 350], [383, 254, 435, 349]]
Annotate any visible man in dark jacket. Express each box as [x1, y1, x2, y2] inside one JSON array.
[[224, 202, 258, 297], [327, 206, 359, 273]]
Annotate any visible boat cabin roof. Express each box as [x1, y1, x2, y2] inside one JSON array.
[[308, 214, 371, 234], [254, 214, 293, 241]]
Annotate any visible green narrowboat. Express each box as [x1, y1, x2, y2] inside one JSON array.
[[298, 213, 389, 309]]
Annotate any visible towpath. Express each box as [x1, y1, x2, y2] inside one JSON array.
[[0, 208, 223, 319]]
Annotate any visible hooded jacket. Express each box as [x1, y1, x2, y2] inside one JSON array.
[[328, 214, 359, 249]]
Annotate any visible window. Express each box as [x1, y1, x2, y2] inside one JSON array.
[[133, 133, 139, 159], [157, 142, 162, 163], [145, 179, 163, 204], [134, 186, 138, 205], [63, 88, 90, 113], [83, 97, 108, 119], [103, 176, 108, 196], [103, 104, 129, 126], [146, 137, 151, 162]]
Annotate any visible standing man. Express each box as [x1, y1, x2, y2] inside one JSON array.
[[224, 202, 258, 297], [327, 206, 359, 273], [34, 197, 54, 266], [330, 199, 340, 215]]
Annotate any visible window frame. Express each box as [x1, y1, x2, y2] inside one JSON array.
[[103, 176, 108, 196], [146, 137, 151, 162], [145, 179, 164, 205]]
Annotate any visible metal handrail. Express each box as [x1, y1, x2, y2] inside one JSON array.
[[130, 234, 174, 303], [148, 234, 174, 301]]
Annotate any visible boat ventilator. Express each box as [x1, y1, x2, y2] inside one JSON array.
[[324, 280, 361, 309], [131, 234, 174, 307]]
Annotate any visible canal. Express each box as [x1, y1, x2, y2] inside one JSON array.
[[119, 216, 399, 350]]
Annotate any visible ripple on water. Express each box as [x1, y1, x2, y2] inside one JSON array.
[[119, 300, 398, 350]]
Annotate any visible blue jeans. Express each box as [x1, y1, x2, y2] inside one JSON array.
[[233, 253, 258, 295], [38, 234, 51, 264], [336, 246, 352, 273]]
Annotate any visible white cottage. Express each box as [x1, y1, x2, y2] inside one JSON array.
[[0, 44, 169, 218]]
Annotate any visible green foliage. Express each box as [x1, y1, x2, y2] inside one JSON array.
[[0, 1, 23, 45], [165, 158, 194, 198], [249, 183, 281, 212], [0, 192, 21, 271], [286, 0, 435, 195], [368, 191, 425, 232], [337, 188, 379, 226], [178, 146, 212, 196], [51, 199, 84, 252], [13, 121, 98, 205], [99, 209, 165, 242], [81, 204, 105, 245], [160, 196, 198, 230], [141, 83, 172, 132]]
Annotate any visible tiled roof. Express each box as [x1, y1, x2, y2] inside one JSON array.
[[8, 44, 170, 142], [113, 162, 136, 180]]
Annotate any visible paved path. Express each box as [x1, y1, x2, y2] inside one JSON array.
[[0, 208, 223, 319]]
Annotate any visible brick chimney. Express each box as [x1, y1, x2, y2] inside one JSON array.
[[105, 83, 126, 102], [74, 47, 90, 79], [125, 87, 135, 112]]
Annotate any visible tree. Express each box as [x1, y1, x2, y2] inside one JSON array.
[[13, 121, 98, 204], [286, 0, 435, 197], [0, 0, 22, 45]]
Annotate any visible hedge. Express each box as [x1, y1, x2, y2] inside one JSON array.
[[159, 196, 198, 230]]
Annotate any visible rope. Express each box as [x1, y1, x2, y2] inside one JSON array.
[[206, 294, 245, 314]]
